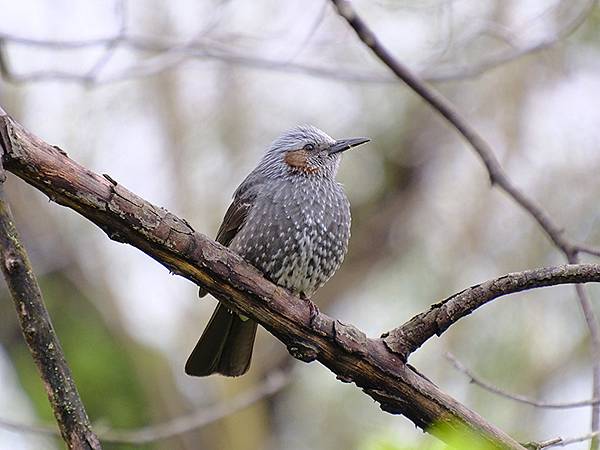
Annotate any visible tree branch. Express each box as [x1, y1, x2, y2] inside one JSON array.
[[422, 0, 597, 82], [382, 265, 600, 358], [525, 431, 600, 449], [447, 353, 600, 410], [328, 2, 600, 446], [0, 159, 101, 448], [0, 0, 594, 86], [0, 369, 289, 445], [327, 0, 573, 254], [0, 107, 526, 449]]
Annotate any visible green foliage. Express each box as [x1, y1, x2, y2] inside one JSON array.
[[430, 422, 501, 450], [359, 421, 501, 450]]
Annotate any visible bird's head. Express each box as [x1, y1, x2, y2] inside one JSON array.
[[258, 125, 369, 179]]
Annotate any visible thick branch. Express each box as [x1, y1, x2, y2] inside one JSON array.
[[0, 110, 524, 449], [0, 162, 100, 448], [383, 265, 600, 358]]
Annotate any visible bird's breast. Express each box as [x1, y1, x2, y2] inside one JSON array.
[[230, 177, 350, 297]]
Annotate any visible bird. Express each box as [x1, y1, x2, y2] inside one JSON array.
[[185, 125, 369, 377]]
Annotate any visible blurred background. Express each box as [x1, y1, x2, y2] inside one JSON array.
[[1, 0, 600, 449]]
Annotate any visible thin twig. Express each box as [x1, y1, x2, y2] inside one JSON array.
[[0, 0, 595, 85], [423, 0, 597, 81], [551, 431, 600, 448], [447, 353, 600, 409], [280, 0, 329, 64], [83, 0, 128, 82], [525, 431, 600, 449], [329, 0, 571, 252], [577, 244, 600, 258], [571, 271, 600, 450], [0, 370, 289, 444], [0, 164, 101, 449]]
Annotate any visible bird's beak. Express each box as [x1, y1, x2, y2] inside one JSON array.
[[328, 137, 370, 155]]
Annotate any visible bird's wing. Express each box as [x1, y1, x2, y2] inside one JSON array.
[[198, 194, 252, 298], [215, 196, 252, 247]]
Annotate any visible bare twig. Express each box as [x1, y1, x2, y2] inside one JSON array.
[[327, 1, 600, 445], [0, 370, 289, 444], [101, 370, 287, 444], [0, 418, 57, 437], [523, 437, 563, 449], [577, 244, 600, 258], [328, 0, 572, 254], [0, 0, 595, 85], [83, 0, 128, 82], [381, 265, 600, 358], [423, 0, 597, 81], [525, 431, 600, 449], [281, 0, 329, 63], [0, 163, 101, 448], [572, 278, 600, 450], [550, 431, 600, 448], [447, 353, 600, 409], [0, 35, 395, 85]]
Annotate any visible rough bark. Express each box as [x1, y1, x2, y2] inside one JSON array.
[[383, 265, 600, 359], [0, 109, 528, 448], [0, 158, 101, 449]]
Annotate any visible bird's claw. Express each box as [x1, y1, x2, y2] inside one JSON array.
[[301, 295, 320, 325]]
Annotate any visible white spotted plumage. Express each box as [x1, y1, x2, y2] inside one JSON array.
[[228, 125, 352, 298], [186, 125, 367, 378]]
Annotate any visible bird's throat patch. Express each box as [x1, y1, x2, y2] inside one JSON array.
[[285, 150, 318, 174]]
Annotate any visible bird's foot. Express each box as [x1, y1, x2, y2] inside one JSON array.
[[300, 293, 320, 325]]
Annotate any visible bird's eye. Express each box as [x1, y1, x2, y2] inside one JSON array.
[[303, 143, 315, 151]]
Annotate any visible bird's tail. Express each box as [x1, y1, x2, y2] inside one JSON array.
[[185, 303, 257, 377]]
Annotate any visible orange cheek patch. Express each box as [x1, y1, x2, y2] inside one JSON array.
[[285, 150, 319, 173], [285, 149, 309, 168]]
